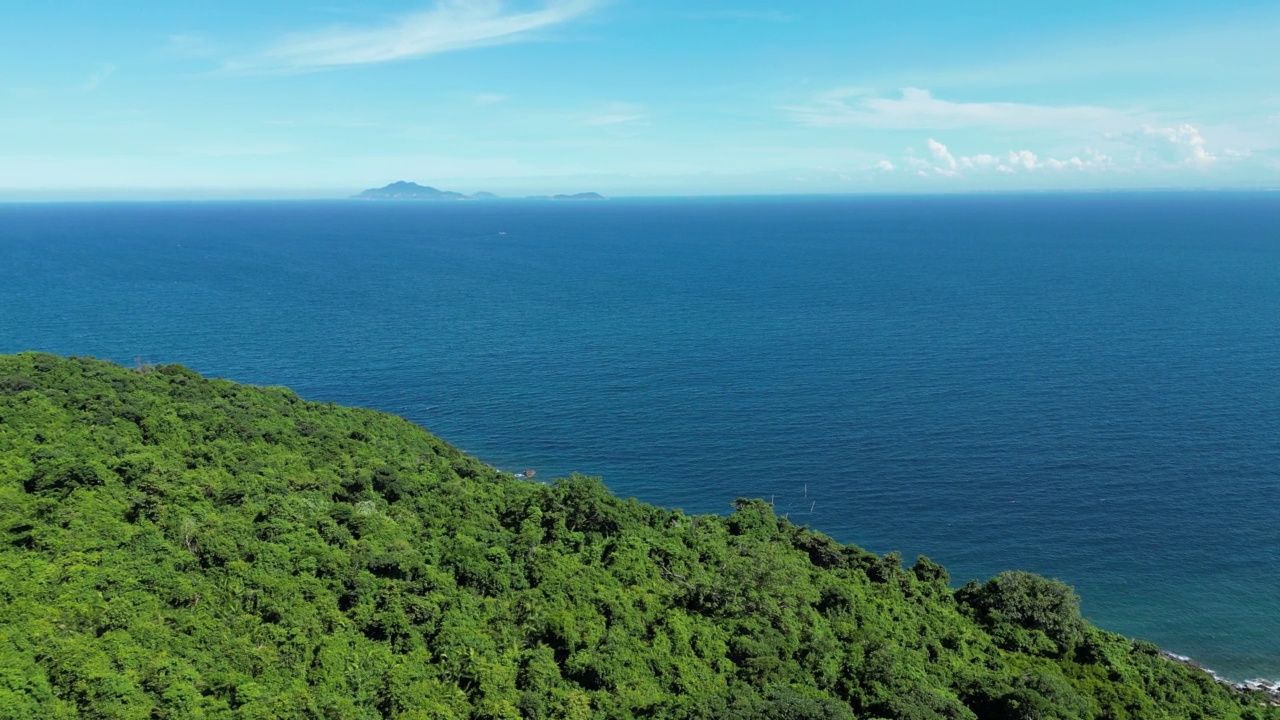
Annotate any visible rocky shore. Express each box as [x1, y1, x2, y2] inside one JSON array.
[[1162, 652, 1280, 704]]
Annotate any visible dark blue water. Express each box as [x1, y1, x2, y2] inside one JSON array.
[[2, 195, 1278, 680]]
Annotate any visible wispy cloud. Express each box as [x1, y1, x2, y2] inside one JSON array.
[[472, 93, 507, 106], [579, 102, 646, 127], [785, 87, 1136, 132], [172, 142, 301, 157], [232, 0, 600, 73], [80, 64, 117, 92], [685, 10, 792, 22], [164, 34, 218, 59], [875, 9, 1280, 96]]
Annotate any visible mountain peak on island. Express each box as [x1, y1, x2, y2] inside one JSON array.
[[353, 181, 480, 201], [354, 182, 606, 202]]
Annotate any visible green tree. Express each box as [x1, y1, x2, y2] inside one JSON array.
[[956, 571, 1085, 657]]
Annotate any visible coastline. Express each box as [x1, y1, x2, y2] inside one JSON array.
[[1161, 652, 1280, 703]]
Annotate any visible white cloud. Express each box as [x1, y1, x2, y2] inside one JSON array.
[[785, 87, 1135, 131], [926, 139, 953, 167], [873, 160, 895, 171], [1008, 150, 1038, 170], [234, 0, 600, 72], [904, 151, 930, 171], [1127, 124, 1217, 167], [926, 138, 958, 175], [472, 93, 507, 106], [1043, 152, 1113, 171], [910, 140, 1112, 177], [960, 154, 999, 170]]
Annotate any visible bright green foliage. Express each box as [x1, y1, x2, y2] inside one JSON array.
[[956, 571, 1086, 658], [0, 353, 1274, 719]]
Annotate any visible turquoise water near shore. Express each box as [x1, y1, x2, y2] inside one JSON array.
[[2, 194, 1277, 680]]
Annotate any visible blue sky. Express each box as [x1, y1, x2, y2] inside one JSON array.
[[2, 0, 1278, 197]]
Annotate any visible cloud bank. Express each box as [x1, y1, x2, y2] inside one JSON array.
[[896, 127, 1241, 179], [904, 138, 1116, 178]]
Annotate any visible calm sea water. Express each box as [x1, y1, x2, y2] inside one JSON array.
[[2, 195, 1277, 680]]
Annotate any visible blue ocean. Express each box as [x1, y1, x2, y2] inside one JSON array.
[[2, 194, 1277, 681]]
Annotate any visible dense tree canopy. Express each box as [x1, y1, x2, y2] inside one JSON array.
[[0, 353, 1274, 719]]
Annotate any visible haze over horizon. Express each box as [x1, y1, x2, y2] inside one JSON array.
[[3, 0, 1279, 199]]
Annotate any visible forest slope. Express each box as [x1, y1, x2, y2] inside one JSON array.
[[0, 353, 1273, 719]]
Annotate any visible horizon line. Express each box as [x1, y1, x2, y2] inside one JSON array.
[[2, 187, 1278, 205]]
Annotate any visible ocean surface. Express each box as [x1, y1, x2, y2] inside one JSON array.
[[1, 194, 1277, 680]]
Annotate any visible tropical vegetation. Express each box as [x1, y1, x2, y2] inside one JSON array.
[[0, 353, 1273, 719]]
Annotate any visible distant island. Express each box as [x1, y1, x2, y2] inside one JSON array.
[[352, 181, 482, 201], [353, 181, 606, 201]]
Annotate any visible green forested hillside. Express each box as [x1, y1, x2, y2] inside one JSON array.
[[0, 353, 1272, 719]]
